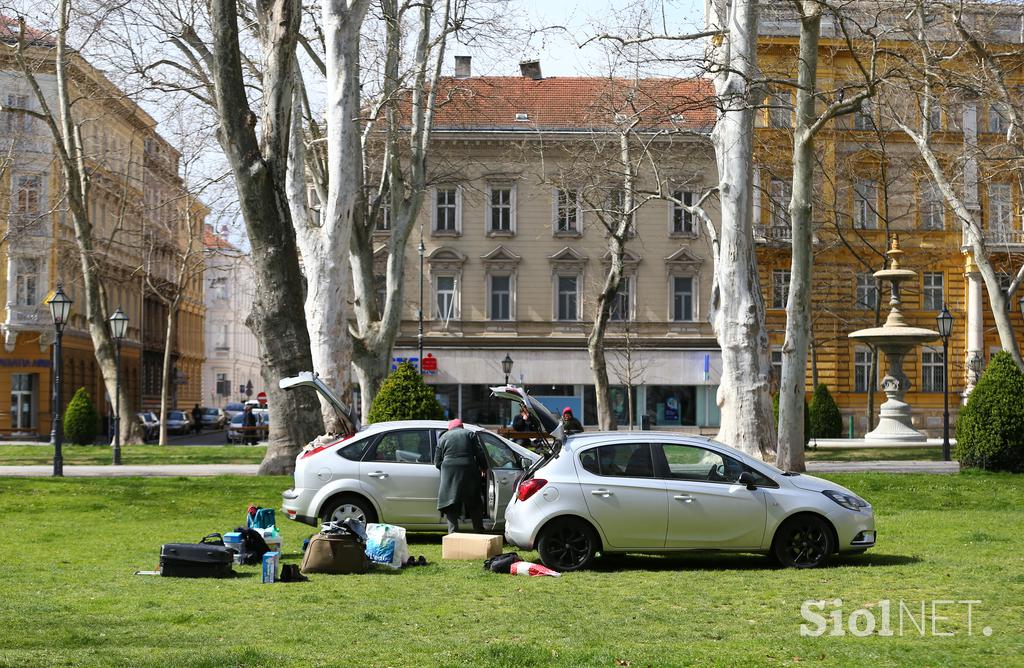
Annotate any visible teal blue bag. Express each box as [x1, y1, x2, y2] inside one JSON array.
[[247, 507, 275, 530]]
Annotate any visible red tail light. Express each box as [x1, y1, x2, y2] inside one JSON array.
[[517, 478, 547, 502]]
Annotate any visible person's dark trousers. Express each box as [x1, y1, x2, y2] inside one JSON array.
[[444, 508, 484, 534]]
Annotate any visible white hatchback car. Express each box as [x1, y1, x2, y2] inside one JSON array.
[[492, 387, 876, 572]]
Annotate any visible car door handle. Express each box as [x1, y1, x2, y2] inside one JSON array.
[[674, 494, 694, 503], [590, 489, 613, 497], [367, 471, 389, 479]]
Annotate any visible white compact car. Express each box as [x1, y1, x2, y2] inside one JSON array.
[[492, 386, 876, 572]]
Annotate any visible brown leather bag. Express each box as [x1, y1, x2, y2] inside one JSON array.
[[300, 533, 370, 574]]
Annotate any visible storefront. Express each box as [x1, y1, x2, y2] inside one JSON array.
[[391, 347, 723, 430], [0, 332, 52, 439]]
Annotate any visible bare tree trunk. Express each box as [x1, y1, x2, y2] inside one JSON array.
[[157, 302, 177, 445], [708, 0, 775, 459], [208, 0, 323, 473]]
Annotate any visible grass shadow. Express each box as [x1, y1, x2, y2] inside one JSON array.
[[587, 551, 921, 573]]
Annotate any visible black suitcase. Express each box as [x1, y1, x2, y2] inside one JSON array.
[[160, 533, 235, 578]]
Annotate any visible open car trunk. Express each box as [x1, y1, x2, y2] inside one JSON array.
[[279, 372, 359, 437]]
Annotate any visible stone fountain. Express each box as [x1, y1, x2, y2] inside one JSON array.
[[849, 234, 940, 443]]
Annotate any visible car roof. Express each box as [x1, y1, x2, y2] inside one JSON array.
[[349, 420, 539, 461]]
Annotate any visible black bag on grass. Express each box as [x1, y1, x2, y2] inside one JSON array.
[[234, 527, 272, 565], [483, 552, 521, 574], [160, 533, 235, 578]]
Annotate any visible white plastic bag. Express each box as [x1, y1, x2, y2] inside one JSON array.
[[364, 523, 409, 569]]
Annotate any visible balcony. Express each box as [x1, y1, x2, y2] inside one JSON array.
[[5, 305, 47, 327], [755, 225, 793, 245], [982, 229, 1024, 248]]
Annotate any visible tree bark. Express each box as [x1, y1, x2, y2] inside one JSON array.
[[157, 301, 177, 445], [208, 0, 323, 473], [708, 0, 776, 459]]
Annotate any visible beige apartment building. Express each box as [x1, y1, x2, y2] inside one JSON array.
[[1, 17, 204, 438], [380, 62, 723, 429]]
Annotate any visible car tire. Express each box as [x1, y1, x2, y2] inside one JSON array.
[[321, 494, 378, 525], [537, 517, 599, 572], [772, 514, 835, 568]]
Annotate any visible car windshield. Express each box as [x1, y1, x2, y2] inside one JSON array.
[[202, 408, 218, 415], [168, 411, 186, 420], [226, 403, 243, 411], [230, 414, 244, 425]]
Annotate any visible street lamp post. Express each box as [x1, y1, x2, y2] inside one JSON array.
[[936, 304, 954, 462], [46, 284, 72, 477], [109, 307, 129, 465], [502, 353, 514, 386]]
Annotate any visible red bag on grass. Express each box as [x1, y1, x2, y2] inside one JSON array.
[[510, 561, 561, 577]]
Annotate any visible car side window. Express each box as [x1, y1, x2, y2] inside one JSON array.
[[657, 443, 745, 483], [477, 432, 522, 469], [580, 443, 654, 478], [339, 437, 372, 461], [369, 430, 432, 463]]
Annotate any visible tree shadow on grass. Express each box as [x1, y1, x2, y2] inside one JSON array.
[[586, 551, 921, 573]]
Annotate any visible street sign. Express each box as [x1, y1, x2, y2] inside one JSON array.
[[257, 391, 268, 405]]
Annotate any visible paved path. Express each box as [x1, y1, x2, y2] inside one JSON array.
[[807, 460, 960, 474], [0, 464, 260, 477], [0, 460, 959, 477]]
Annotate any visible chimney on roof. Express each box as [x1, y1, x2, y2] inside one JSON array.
[[519, 59, 542, 80], [454, 55, 472, 79]]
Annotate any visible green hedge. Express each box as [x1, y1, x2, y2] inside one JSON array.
[[367, 362, 445, 424], [809, 384, 844, 439], [955, 351, 1024, 472], [64, 387, 99, 446]]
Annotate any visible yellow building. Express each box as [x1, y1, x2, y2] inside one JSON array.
[[755, 3, 1024, 435], [1, 18, 204, 439]]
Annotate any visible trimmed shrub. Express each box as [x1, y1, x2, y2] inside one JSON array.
[[64, 387, 99, 445], [772, 392, 810, 445], [367, 362, 445, 424], [809, 384, 844, 439], [955, 351, 1024, 472]]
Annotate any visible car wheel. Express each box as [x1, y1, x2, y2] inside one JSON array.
[[772, 514, 835, 568], [537, 518, 599, 572], [321, 494, 378, 525]]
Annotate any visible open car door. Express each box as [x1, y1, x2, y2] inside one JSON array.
[[278, 372, 358, 437]]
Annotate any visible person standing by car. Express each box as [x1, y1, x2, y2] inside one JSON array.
[[561, 407, 583, 436], [434, 419, 487, 534], [191, 404, 202, 433], [512, 406, 540, 446], [242, 405, 258, 445]]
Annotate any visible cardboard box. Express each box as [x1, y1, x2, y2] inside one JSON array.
[[441, 533, 503, 560]]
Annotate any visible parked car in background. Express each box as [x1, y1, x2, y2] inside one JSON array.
[[164, 410, 192, 436], [494, 386, 876, 572], [200, 407, 227, 429], [224, 402, 245, 421], [226, 409, 268, 444], [136, 412, 158, 442], [280, 420, 540, 530]]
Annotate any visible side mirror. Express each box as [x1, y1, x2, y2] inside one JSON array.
[[738, 471, 758, 490]]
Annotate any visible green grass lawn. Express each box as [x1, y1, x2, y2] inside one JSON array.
[[0, 473, 1021, 667], [0, 444, 267, 466], [805, 447, 942, 462]]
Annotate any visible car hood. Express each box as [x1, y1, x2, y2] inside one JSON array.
[[489, 385, 562, 439], [785, 472, 860, 497]]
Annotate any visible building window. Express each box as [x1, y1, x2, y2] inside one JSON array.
[[209, 276, 228, 301], [4, 94, 32, 133], [922, 347, 945, 393], [768, 88, 792, 128], [14, 175, 42, 215], [434, 275, 458, 321], [374, 274, 387, 313], [769, 178, 792, 227], [489, 274, 511, 321], [853, 99, 874, 130], [488, 186, 514, 234], [855, 273, 878, 310], [771, 270, 790, 309], [988, 105, 1006, 134], [923, 272, 944, 311], [671, 191, 697, 235], [556, 275, 579, 321], [609, 277, 631, 322], [433, 188, 459, 233], [854, 179, 878, 229], [376, 203, 391, 232], [555, 189, 580, 233], [928, 101, 941, 131], [672, 276, 694, 322], [854, 347, 875, 393], [14, 257, 39, 307], [215, 373, 231, 397], [10, 373, 36, 430], [921, 181, 944, 230], [770, 349, 783, 388], [988, 183, 1013, 230]]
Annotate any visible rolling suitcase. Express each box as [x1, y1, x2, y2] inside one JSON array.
[[160, 533, 235, 578]]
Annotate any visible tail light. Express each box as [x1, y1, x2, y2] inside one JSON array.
[[517, 478, 547, 502]]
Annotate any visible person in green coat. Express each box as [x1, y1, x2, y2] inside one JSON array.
[[435, 418, 487, 534]]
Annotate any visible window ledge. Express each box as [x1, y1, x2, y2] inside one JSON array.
[[431, 229, 461, 237], [372, 229, 392, 237], [553, 230, 582, 239], [669, 231, 699, 239], [487, 230, 515, 238]]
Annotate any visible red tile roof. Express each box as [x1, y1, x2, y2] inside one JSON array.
[[204, 224, 239, 251], [426, 76, 716, 132], [0, 15, 55, 47]]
